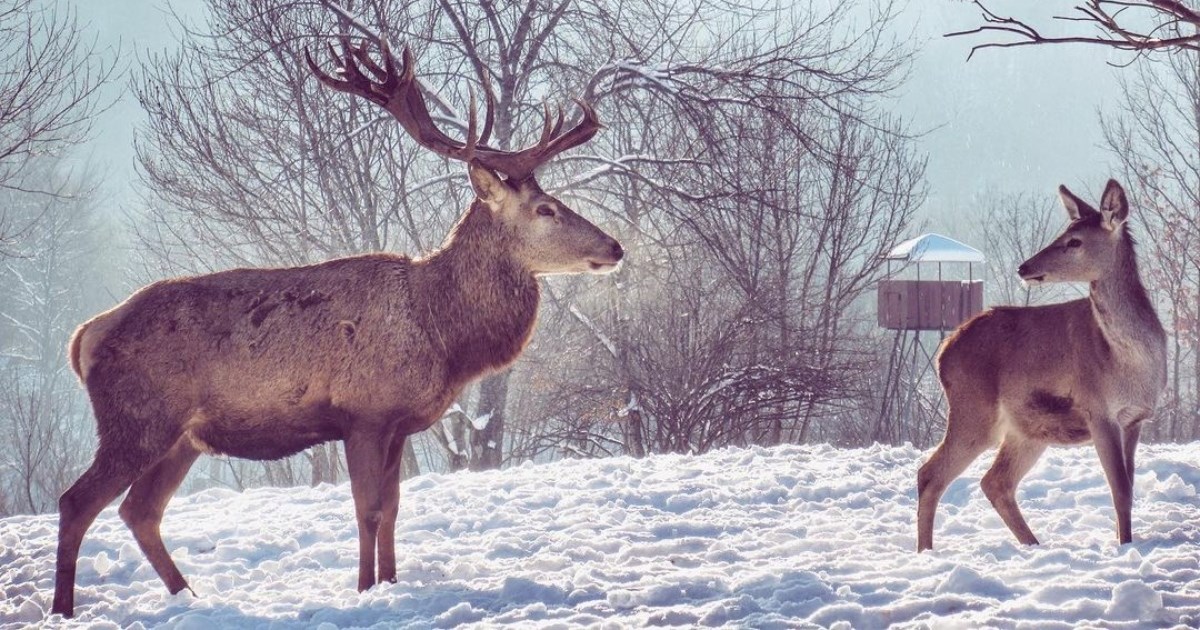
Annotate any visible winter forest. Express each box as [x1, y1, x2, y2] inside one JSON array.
[[1, 0, 1199, 517]]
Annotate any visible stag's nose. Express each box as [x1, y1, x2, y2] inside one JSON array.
[[1017, 263, 1029, 277], [609, 239, 625, 263]]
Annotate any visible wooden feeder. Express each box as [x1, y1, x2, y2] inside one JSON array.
[[874, 233, 985, 445], [878, 233, 984, 331]]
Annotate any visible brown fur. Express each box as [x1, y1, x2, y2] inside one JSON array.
[[52, 180, 622, 616], [68, 324, 85, 378], [916, 180, 1166, 552]]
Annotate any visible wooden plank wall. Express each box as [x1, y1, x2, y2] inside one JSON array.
[[877, 280, 984, 331]]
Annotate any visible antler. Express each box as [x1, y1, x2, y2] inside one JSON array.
[[305, 38, 602, 181]]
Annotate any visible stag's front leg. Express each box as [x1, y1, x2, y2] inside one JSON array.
[[1091, 419, 1133, 544], [345, 430, 388, 591], [376, 434, 407, 583]]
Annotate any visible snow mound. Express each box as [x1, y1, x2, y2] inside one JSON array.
[[1104, 579, 1163, 621], [2, 443, 1200, 628]]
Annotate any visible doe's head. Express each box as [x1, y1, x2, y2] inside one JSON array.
[[1017, 179, 1131, 286]]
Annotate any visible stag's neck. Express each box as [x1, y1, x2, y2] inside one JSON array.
[[415, 202, 540, 381], [1088, 237, 1164, 360]]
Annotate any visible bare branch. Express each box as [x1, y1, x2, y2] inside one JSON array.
[[947, 0, 1200, 59]]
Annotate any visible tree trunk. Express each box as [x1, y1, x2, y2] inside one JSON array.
[[309, 443, 340, 486], [445, 414, 470, 472], [470, 370, 509, 471], [625, 406, 646, 458], [1194, 266, 1200, 440], [1170, 301, 1181, 442], [401, 440, 421, 480]]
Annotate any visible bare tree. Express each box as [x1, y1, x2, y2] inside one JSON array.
[[947, 0, 1200, 58], [134, 0, 920, 474], [0, 159, 110, 515], [0, 0, 114, 251], [466, 1, 924, 460], [659, 104, 925, 446], [1100, 49, 1200, 441], [503, 94, 924, 459], [958, 189, 1074, 307]]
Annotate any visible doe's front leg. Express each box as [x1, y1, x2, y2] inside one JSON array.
[[1091, 419, 1133, 545]]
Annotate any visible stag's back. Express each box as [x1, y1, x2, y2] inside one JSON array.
[[72, 254, 453, 459]]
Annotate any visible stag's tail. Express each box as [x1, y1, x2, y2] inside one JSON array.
[[68, 322, 89, 381]]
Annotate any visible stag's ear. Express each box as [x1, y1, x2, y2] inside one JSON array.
[[1099, 179, 1129, 229], [1058, 185, 1098, 222], [468, 164, 509, 208]]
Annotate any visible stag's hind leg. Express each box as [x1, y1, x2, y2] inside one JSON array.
[[119, 438, 201, 596], [917, 410, 995, 551], [980, 435, 1046, 545], [53, 445, 155, 617], [1122, 422, 1141, 485]]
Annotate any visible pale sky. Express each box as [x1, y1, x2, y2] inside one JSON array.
[[894, 1, 1126, 232]]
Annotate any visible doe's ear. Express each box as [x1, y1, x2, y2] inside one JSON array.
[[468, 163, 509, 207], [1058, 185, 1097, 222], [1099, 178, 1129, 229]]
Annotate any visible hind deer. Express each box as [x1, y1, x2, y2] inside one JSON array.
[[917, 179, 1166, 552], [51, 40, 623, 617]]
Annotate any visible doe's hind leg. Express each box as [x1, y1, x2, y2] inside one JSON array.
[[917, 422, 993, 552], [980, 434, 1046, 545]]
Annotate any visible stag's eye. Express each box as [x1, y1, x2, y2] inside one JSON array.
[[536, 205, 556, 218], [1066, 238, 1082, 248]]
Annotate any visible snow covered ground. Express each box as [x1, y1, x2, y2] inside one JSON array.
[[2, 443, 1199, 629]]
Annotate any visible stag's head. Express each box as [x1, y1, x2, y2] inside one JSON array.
[[306, 40, 623, 276], [1017, 179, 1131, 286]]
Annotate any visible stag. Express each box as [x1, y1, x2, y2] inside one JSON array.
[[51, 40, 623, 617], [916, 179, 1166, 551]]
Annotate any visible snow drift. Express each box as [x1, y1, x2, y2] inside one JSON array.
[[2, 443, 1199, 628]]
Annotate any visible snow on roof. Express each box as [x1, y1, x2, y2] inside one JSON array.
[[883, 233, 985, 263]]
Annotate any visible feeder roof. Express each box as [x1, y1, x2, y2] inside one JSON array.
[[883, 233, 984, 263]]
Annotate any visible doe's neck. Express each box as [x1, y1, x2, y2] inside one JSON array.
[[1088, 236, 1164, 353]]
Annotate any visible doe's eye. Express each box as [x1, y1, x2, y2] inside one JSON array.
[[1066, 238, 1082, 248], [537, 205, 556, 217]]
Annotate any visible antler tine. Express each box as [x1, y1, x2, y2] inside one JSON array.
[[550, 105, 566, 140], [538, 99, 601, 154], [323, 41, 343, 75], [309, 38, 603, 179], [350, 40, 387, 83], [466, 97, 602, 180], [303, 46, 338, 88], [399, 46, 417, 86], [337, 37, 372, 86], [305, 41, 380, 106], [463, 87, 479, 160], [536, 102, 555, 149], [477, 72, 496, 146], [379, 42, 400, 92]]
